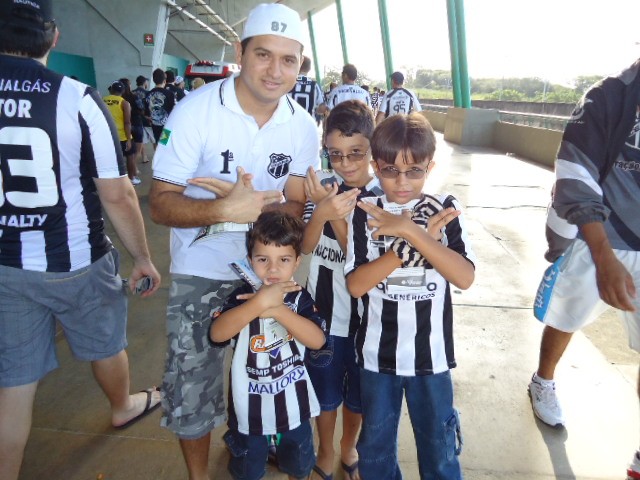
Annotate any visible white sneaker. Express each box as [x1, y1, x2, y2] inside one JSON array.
[[628, 451, 640, 479], [528, 373, 565, 427], [131, 176, 142, 186]]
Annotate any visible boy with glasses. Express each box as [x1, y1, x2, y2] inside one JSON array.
[[345, 113, 476, 479], [301, 100, 381, 480]]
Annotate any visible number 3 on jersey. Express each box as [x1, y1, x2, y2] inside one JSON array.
[[0, 126, 59, 208]]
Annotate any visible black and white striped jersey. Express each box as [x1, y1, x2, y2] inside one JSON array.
[[0, 54, 125, 272], [217, 284, 325, 435], [303, 172, 382, 337], [379, 87, 422, 118], [345, 194, 475, 376], [289, 75, 324, 116]]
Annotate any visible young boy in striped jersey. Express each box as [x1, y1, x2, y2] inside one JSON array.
[[210, 211, 326, 480], [301, 100, 382, 480], [345, 113, 476, 479]]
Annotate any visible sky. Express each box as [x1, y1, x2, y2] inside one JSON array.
[[301, 0, 640, 87]]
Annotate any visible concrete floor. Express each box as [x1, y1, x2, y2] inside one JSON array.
[[18, 135, 638, 479]]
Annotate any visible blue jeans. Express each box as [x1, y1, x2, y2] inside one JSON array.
[[306, 334, 362, 413], [357, 369, 462, 480], [223, 420, 315, 480]]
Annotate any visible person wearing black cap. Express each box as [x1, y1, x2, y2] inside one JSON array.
[[0, 2, 162, 478], [103, 80, 138, 184], [376, 71, 422, 124]]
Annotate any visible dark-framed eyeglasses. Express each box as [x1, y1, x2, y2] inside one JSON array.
[[326, 149, 370, 165], [376, 162, 430, 179]]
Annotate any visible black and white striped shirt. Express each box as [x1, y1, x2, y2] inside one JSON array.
[[345, 194, 475, 376], [289, 75, 324, 116], [0, 54, 125, 272], [217, 284, 325, 435], [379, 87, 422, 118], [303, 173, 382, 337]]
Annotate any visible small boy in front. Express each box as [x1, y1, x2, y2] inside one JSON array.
[[210, 211, 327, 480], [301, 100, 382, 480], [345, 113, 476, 479]]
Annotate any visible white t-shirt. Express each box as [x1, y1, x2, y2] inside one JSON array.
[[327, 84, 371, 109], [152, 75, 320, 279]]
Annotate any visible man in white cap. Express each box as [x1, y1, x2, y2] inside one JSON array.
[[149, 3, 319, 479], [0, 1, 162, 479]]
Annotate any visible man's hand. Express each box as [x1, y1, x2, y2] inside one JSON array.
[[594, 251, 636, 311], [191, 167, 283, 224], [304, 167, 334, 204], [188, 170, 254, 198], [128, 258, 161, 298]]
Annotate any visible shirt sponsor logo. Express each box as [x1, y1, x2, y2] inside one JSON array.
[[159, 128, 171, 145], [313, 244, 345, 263], [0, 214, 48, 228], [247, 365, 306, 395], [267, 153, 292, 179]]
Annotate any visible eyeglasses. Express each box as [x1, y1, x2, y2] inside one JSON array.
[[326, 149, 370, 165], [377, 164, 429, 179]]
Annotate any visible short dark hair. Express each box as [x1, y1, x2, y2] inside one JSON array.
[[135, 75, 148, 86], [324, 100, 375, 143], [0, 8, 55, 58], [372, 113, 436, 165], [342, 64, 357, 81], [165, 70, 175, 83], [152, 68, 166, 85], [247, 211, 304, 257], [299, 55, 311, 74]]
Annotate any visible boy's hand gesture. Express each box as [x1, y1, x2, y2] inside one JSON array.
[[357, 201, 414, 239], [304, 167, 334, 204], [426, 207, 460, 240], [315, 184, 360, 222], [237, 281, 302, 316]]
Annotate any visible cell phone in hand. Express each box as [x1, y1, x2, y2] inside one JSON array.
[[132, 276, 153, 295]]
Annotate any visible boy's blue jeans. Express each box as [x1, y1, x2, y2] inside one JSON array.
[[357, 369, 463, 480]]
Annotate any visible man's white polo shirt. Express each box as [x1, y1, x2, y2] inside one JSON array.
[[153, 74, 320, 280]]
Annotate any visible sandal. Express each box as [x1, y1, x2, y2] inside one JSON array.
[[311, 464, 333, 480], [341, 461, 359, 480]]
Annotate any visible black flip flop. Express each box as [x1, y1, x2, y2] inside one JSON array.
[[114, 387, 161, 430]]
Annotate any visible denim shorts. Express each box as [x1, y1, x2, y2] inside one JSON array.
[[160, 274, 243, 439], [357, 369, 462, 480], [306, 334, 361, 413], [223, 421, 315, 480], [0, 250, 127, 388]]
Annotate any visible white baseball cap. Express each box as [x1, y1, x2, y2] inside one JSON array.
[[241, 3, 304, 46]]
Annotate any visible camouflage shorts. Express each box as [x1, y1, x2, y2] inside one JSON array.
[[160, 274, 243, 439]]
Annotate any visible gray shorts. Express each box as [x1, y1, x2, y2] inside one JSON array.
[[0, 250, 127, 388], [160, 274, 242, 439]]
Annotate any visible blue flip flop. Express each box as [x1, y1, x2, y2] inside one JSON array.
[[312, 464, 333, 480], [341, 461, 359, 480]]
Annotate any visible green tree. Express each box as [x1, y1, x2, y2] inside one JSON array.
[[572, 75, 603, 94]]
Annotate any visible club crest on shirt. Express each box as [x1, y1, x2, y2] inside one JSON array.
[[267, 153, 292, 179]]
